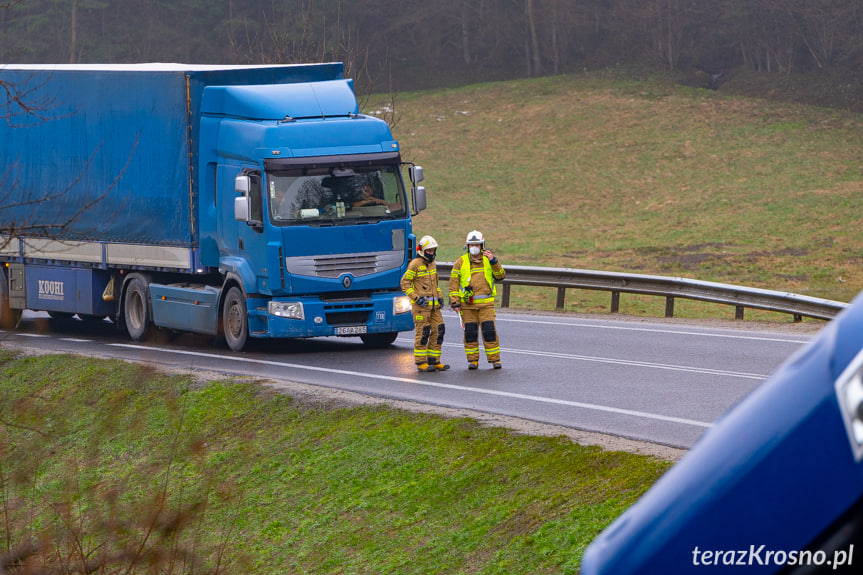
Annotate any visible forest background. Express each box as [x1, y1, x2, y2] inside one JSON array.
[[3, 0, 863, 111]]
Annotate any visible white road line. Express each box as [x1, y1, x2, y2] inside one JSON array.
[[406, 339, 768, 380], [493, 346, 765, 379], [3, 332, 90, 342], [108, 343, 712, 429], [492, 316, 812, 344]]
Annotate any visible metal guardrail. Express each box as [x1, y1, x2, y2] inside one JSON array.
[[435, 262, 847, 321]]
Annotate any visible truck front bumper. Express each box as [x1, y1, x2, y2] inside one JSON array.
[[247, 292, 414, 339]]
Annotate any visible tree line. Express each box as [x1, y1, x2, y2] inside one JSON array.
[[2, 0, 862, 95]]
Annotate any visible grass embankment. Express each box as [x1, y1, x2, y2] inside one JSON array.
[[0, 352, 670, 573], [374, 72, 863, 320]]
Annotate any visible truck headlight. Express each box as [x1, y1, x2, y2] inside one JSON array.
[[269, 301, 304, 320], [835, 348, 863, 461], [393, 295, 412, 315]]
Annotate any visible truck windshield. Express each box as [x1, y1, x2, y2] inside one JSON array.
[[267, 164, 407, 224]]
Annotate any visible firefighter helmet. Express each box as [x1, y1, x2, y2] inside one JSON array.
[[418, 235, 438, 251], [465, 230, 485, 248]]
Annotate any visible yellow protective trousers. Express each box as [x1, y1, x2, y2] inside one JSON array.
[[458, 302, 500, 363], [412, 303, 445, 365]]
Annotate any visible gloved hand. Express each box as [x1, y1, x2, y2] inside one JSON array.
[[451, 303, 461, 313], [436, 298, 445, 307], [416, 296, 429, 307]]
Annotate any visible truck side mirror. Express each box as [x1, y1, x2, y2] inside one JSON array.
[[234, 174, 252, 222], [234, 196, 251, 222], [408, 165, 426, 213], [413, 185, 427, 212], [233, 174, 262, 229], [409, 166, 424, 185], [235, 174, 251, 195]]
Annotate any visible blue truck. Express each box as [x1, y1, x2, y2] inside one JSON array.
[[580, 293, 863, 573], [0, 63, 424, 350]]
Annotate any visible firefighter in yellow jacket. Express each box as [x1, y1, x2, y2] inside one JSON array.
[[449, 230, 506, 370], [400, 235, 450, 372]]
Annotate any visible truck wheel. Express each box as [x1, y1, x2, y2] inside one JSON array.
[[222, 286, 248, 352], [360, 332, 398, 348], [124, 277, 153, 341], [0, 268, 21, 329]]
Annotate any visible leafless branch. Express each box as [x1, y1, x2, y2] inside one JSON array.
[[0, 417, 48, 437]]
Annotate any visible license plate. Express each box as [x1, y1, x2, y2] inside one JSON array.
[[335, 325, 367, 335]]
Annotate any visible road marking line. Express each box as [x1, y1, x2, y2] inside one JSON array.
[[108, 343, 712, 429], [394, 339, 767, 380], [491, 316, 811, 344], [485, 345, 765, 379]]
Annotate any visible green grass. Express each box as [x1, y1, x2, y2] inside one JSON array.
[[372, 72, 863, 317], [0, 352, 670, 573]]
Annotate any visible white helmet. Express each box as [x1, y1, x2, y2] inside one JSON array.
[[465, 230, 484, 248], [418, 235, 438, 251]]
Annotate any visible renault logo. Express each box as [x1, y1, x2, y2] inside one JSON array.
[[341, 275, 353, 289]]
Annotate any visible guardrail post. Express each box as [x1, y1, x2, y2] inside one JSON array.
[[665, 296, 675, 318], [556, 287, 566, 311], [501, 284, 511, 308], [793, 314, 802, 323], [735, 306, 744, 320], [611, 291, 620, 313]]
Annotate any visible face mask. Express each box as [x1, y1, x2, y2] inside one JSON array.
[[468, 246, 481, 256], [423, 250, 436, 261]]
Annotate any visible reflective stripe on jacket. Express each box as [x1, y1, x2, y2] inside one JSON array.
[[449, 253, 504, 304], [400, 257, 442, 302]]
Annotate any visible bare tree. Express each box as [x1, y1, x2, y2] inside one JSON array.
[[791, 0, 863, 70], [525, 0, 541, 76]]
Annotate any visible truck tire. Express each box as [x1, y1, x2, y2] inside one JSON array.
[[124, 277, 153, 341], [0, 268, 21, 329], [222, 286, 248, 352], [360, 332, 398, 348]]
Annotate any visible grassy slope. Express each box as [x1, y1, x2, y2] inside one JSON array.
[[372, 72, 863, 317], [0, 352, 669, 573]]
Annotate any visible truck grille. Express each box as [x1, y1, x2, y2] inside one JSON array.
[[284, 250, 403, 279], [326, 311, 370, 326], [323, 299, 373, 326]]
